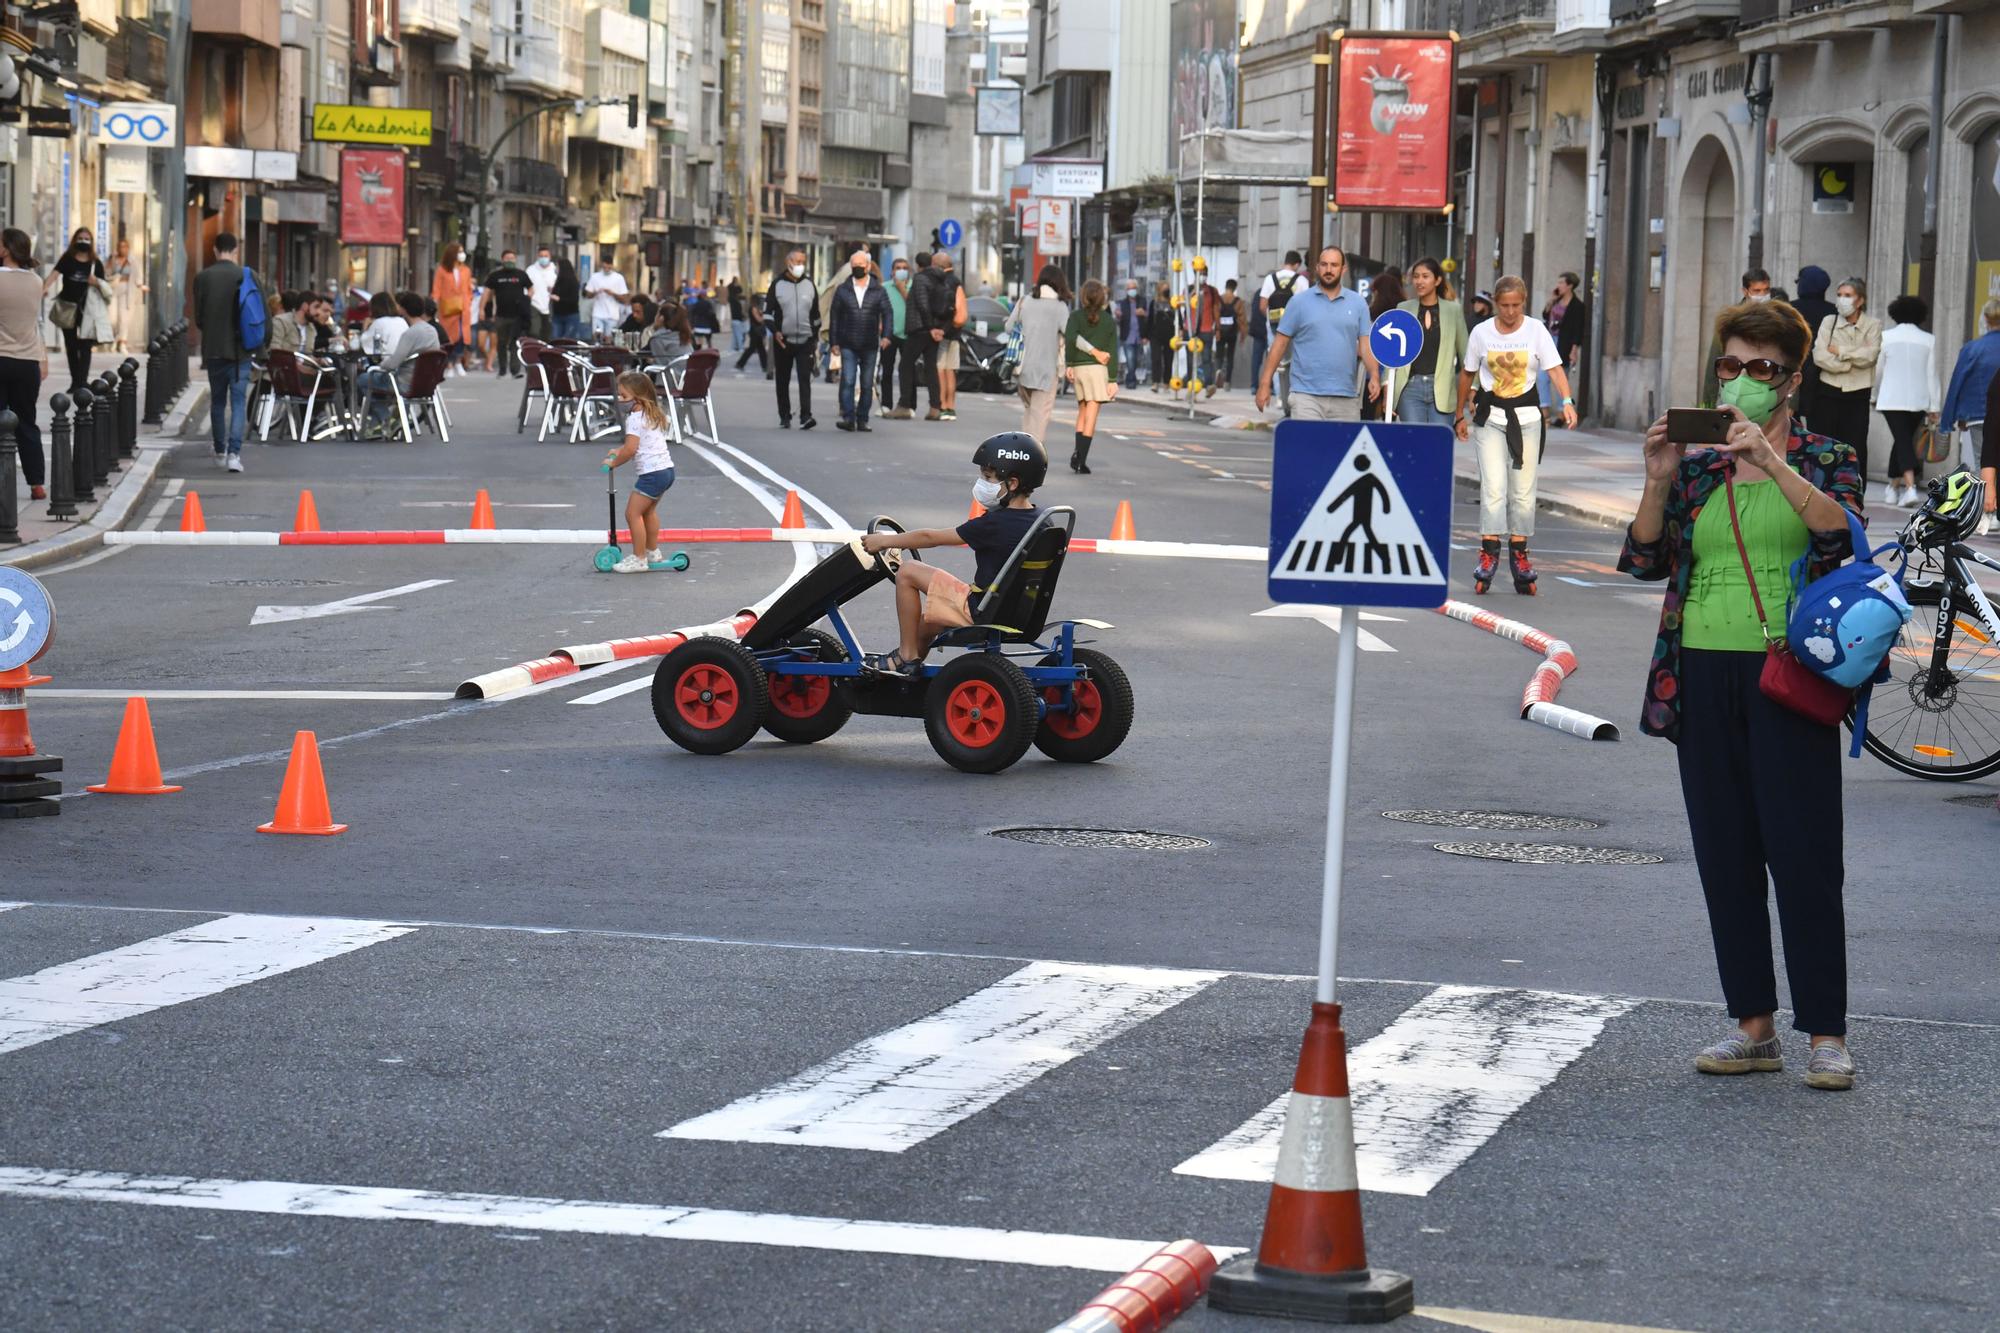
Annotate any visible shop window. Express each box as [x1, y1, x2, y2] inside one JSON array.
[[1970, 124, 2000, 338], [1902, 135, 1928, 300]]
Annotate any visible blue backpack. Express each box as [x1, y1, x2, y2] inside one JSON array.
[[236, 266, 268, 352], [1784, 507, 1911, 755]]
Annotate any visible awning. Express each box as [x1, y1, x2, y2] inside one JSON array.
[[1177, 129, 1314, 187]]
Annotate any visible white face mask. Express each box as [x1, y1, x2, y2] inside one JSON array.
[[789, 263, 805, 278], [1835, 295, 1856, 317], [894, 269, 908, 281], [1747, 293, 1770, 304], [537, 256, 551, 268], [972, 478, 1005, 509]]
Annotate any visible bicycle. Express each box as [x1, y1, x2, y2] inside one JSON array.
[[1849, 467, 2000, 780]]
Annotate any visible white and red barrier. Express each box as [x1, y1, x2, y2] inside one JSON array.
[[1047, 1241, 1219, 1333], [1435, 600, 1620, 741]]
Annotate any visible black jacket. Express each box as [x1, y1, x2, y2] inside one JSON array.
[[552, 260, 581, 317], [907, 265, 948, 335], [193, 258, 257, 366], [829, 278, 890, 350]]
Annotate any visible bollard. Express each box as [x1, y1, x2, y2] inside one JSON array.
[[45, 394, 76, 520], [0, 409, 18, 544], [118, 358, 139, 458], [90, 374, 116, 488], [142, 334, 165, 424], [70, 387, 97, 504]]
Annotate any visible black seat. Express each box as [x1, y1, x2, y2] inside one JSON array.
[[936, 506, 1077, 645]]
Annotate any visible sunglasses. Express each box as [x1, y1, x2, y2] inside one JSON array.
[[1713, 356, 1793, 383]]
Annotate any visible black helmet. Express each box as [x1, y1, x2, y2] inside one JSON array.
[[973, 431, 1047, 494]]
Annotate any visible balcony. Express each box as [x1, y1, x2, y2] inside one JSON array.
[[401, 0, 459, 43], [501, 155, 566, 201], [1459, 0, 1557, 75], [191, 0, 281, 48], [105, 21, 169, 88], [1552, 0, 1610, 50], [503, 29, 573, 98], [1739, 0, 1917, 50], [1039, 0, 1113, 76], [1651, 0, 1748, 29]]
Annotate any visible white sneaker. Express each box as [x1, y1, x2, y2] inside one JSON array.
[[1880, 482, 1899, 506], [214, 452, 229, 469], [1980, 513, 1995, 539], [226, 454, 244, 472], [1896, 486, 1917, 507], [612, 553, 648, 573]]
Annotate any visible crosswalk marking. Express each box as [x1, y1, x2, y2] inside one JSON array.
[[0, 914, 413, 1055], [1173, 986, 1637, 1196], [0, 1165, 1243, 1272], [660, 960, 1222, 1152]]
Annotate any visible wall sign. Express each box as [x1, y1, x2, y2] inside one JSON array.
[[313, 103, 433, 147], [96, 102, 177, 147], [340, 148, 406, 246], [1333, 32, 1456, 212]]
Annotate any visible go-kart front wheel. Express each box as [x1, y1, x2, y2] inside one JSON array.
[[1033, 649, 1134, 763], [925, 654, 1040, 774], [763, 628, 854, 745], [654, 637, 769, 755]]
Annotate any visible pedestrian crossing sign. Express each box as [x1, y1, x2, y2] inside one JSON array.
[[1268, 421, 1454, 609]]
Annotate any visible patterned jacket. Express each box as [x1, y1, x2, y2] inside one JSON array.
[[1616, 420, 1863, 742]]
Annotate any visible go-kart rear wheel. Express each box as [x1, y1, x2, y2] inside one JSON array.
[[1032, 649, 1134, 763], [763, 628, 854, 744], [925, 654, 1039, 774], [653, 637, 769, 755]]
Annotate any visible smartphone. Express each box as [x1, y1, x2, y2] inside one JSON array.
[[1667, 407, 1732, 445]]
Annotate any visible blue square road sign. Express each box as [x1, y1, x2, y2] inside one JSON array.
[[1267, 420, 1454, 610]]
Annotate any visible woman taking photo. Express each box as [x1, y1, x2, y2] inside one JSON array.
[[1872, 294, 1937, 508], [1809, 276, 1881, 478], [45, 227, 109, 393], [430, 242, 474, 376], [1619, 299, 1864, 1091], [1063, 279, 1119, 474], [0, 229, 49, 501], [1382, 257, 1466, 427], [1005, 264, 1071, 445]]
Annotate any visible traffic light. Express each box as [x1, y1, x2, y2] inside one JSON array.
[[627, 93, 639, 129]]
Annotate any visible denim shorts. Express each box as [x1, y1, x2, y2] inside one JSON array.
[[633, 466, 675, 499]]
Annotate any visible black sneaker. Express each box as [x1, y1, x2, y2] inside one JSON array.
[[939, 410, 957, 422], [778, 419, 791, 429], [836, 419, 855, 432], [856, 422, 872, 432], [801, 417, 818, 431]]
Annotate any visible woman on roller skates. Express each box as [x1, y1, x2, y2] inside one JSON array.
[[1455, 275, 1577, 593]]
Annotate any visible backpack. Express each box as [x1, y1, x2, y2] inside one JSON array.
[[1265, 270, 1301, 334], [236, 266, 269, 352], [1782, 507, 1912, 756]]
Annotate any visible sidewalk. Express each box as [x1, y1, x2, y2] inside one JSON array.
[[3, 349, 207, 570]]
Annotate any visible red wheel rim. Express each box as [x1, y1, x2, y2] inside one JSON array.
[[1041, 680, 1102, 740], [769, 674, 830, 719], [675, 663, 739, 728], [945, 680, 1007, 748]]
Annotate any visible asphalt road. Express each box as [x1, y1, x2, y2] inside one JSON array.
[[3, 365, 1996, 1331]]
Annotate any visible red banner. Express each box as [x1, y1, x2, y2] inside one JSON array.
[[1334, 34, 1455, 212], [340, 148, 406, 246]]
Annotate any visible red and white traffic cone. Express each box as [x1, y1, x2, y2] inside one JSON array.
[[1207, 1001, 1413, 1323]]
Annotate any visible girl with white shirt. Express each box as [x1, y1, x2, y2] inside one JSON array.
[[602, 371, 677, 572], [1873, 294, 1939, 507], [361, 291, 408, 357]]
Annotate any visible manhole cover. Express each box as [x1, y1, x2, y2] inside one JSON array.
[[1433, 841, 1664, 866], [990, 827, 1212, 851], [1382, 810, 1602, 832], [1946, 793, 1998, 809]]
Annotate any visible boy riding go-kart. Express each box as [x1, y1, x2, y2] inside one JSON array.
[[651, 432, 1134, 773]]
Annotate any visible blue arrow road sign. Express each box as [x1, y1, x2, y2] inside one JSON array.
[[1368, 308, 1424, 371], [1268, 421, 1454, 610], [938, 218, 963, 248], [0, 568, 55, 671]]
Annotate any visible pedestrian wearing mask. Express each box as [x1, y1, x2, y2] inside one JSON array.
[[1256, 251, 1308, 412], [1063, 278, 1119, 473], [881, 258, 911, 414], [1873, 294, 1938, 508], [1811, 278, 1881, 481], [45, 227, 109, 393], [905, 252, 947, 420], [484, 249, 530, 378], [1620, 298, 1864, 1092], [766, 249, 820, 430], [0, 228, 50, 500], [1188, 273, 1219, 393], [1214, 279, 1243, 391], [1256, 245, 1379, 424], [1147, 282, 1176, 390], [1381, 257, 1466, 428], [1791, 266, 1837, 423], [1703, 269, 1773, 407], [584, 252, 631, 341], [1115, 280, 1147, 389], [1940, 298, 2000, 536], [527, 246, 558, 341], [829, 249, 890, 432], [1542, 271, 1588, 415], [430, 242, 474, 375], [1455, 274, 1576, 594], [1006, 264, 1071, 445]]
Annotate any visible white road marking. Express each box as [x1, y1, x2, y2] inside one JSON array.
[[401, 501, 576, 509], [1555, 576, 1621, 588], [250, 578, 454, 626], [568, 673, 657, 706], [660, 960, 1222, 1151], [0, 1166, 1242, 1272], [1173, 986, 1637, 1195], [0, 904, 24, 913], [34, 689, 457, 702], [0, 915, 413, 1055], [497, 656, 652, 703], [1252, 604, 1400, 652]]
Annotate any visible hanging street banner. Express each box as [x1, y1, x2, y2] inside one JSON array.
[[313, 104, 434, 147], [340, 149, 407, 246], [1333, 31, 1455, 213]]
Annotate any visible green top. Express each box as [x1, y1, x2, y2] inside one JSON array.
[[1682, 477, 1812, 652], [886, 280, 908, 340], [1064, 307, 1120, 373]]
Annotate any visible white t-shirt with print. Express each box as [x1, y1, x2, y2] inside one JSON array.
[[626, 409, 674, 474], [1462, 316, 1562, 397], [586, 269, 629, 323]]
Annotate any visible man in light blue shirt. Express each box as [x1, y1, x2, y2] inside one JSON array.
[[1254, 245, 1380, 420]]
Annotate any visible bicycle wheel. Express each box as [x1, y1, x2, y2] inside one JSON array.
[[1851, 590, 2000, 780]]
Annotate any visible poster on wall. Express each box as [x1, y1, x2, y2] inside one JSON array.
[[1169, 0, 1238, 163], [1037, 198, 1072, 257], [340, 148, 405, 246], [1333, 32, 1456, 212]]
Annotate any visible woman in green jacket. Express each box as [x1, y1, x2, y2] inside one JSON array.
[[1382, 257, 1467, 426], [1062, 278, 1119, 474]]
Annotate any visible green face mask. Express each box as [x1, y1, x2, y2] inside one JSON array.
[[1717, 373, 1781, 425]]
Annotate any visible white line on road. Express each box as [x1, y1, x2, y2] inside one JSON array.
[[0, 904, 24, 913], [0, 1166, 1241, 1272], [661, 960, 1222, 1152], [0, 915, 413, 1055], [401, 501, 576, 509], [1174, 986, 1637, 1195], [250, 578, 454, 626], [568, 673, 656, 706], [1252, 604, 1401, 652], [34, 689, 458, 702]]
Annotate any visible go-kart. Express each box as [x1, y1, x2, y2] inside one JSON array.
[[651, 506, 1134, 773]]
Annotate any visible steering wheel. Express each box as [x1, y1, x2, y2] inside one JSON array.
[[865, 515, 922, 577]]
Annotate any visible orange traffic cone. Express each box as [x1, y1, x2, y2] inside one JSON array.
[[293, 489, 321, 533], [1110, 500, 1137, 541], [179, 491, 206, 533], [257, 731, 348, 836], [1206, 1001, 1413, 1320], [86, 697, 182, 795], [968, 497, 984, 520], [0, 664, 49, 759], [470, 489, 498, 530], [780, 489, 805, 529]]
